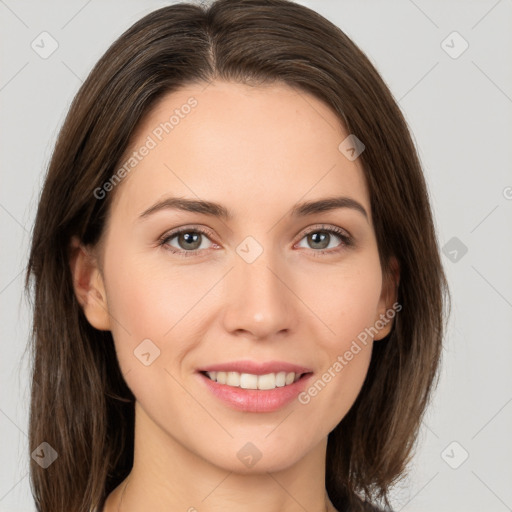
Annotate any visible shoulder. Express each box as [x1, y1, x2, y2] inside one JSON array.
[[343, 498, 393, 512], [359, 502, 393, 512]]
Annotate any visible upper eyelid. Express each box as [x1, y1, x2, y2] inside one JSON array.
[[162, 225, 216, 241], [301, 224, 350, 237]]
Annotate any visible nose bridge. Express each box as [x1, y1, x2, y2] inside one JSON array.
[[221, 241, 295, 338]]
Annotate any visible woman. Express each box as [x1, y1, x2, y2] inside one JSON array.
[[25, 1, 450, 511]]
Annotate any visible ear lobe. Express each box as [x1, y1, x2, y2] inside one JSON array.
[[373, 257, 400, 341], [68, 236, 111, 331]]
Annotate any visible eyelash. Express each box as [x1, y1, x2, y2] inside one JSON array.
[[158, 224, 353, 258]]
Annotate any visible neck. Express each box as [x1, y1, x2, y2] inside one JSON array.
[[104, 401, 337, 512]]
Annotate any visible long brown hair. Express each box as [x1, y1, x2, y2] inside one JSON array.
[[25, 1, 450, 510]]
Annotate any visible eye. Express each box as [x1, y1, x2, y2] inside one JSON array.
[[158, 224, 353, 258], [159, 226, 216, 257], [295, 225, 353, 255]]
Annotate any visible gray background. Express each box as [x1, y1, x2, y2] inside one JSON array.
[[1, 0, 511, 511]]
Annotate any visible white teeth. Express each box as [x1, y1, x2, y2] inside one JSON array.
[[285, 372, 295, 385], [257, 373, 276, 390], [240, 373, 258, 389], [275, 371, 286, 387], [204, 371, 302, 390], [226, 371, 239, 386]]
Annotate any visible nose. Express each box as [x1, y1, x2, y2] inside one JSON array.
[[221, 253, 297, 340]]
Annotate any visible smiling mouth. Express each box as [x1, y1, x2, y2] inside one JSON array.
[[200, 370, 311, 390]]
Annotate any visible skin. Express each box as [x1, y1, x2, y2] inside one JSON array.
[[69, 80, 398, 512]]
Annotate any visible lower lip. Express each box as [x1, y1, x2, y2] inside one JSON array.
[[198, 372, 313, 412]]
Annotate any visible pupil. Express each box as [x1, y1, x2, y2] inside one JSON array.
[[310, 232, 329, 249], [180, 232, 201, 250]]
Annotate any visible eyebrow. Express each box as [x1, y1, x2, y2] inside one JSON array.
[[138, 195, 368, 221]]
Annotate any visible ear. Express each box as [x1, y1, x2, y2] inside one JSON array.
[[373, 256, 400, 341], [68, 236, 111, 331]]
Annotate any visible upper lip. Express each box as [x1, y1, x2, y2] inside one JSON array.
[[197, 360, 313, 376]]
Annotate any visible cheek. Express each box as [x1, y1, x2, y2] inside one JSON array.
[[104, 241, 178, 324], [293, 255, 381, 418], [296, 341, 373, 440], [102, 257, 197, 412], [102, 246, 221, 376], [294, 272, 379, 435], [297, 253, 383, 344]]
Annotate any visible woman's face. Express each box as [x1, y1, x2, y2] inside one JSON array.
[[81, 80, 396, 473]]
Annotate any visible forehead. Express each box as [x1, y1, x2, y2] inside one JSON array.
[[108, 80, 371, 225]]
